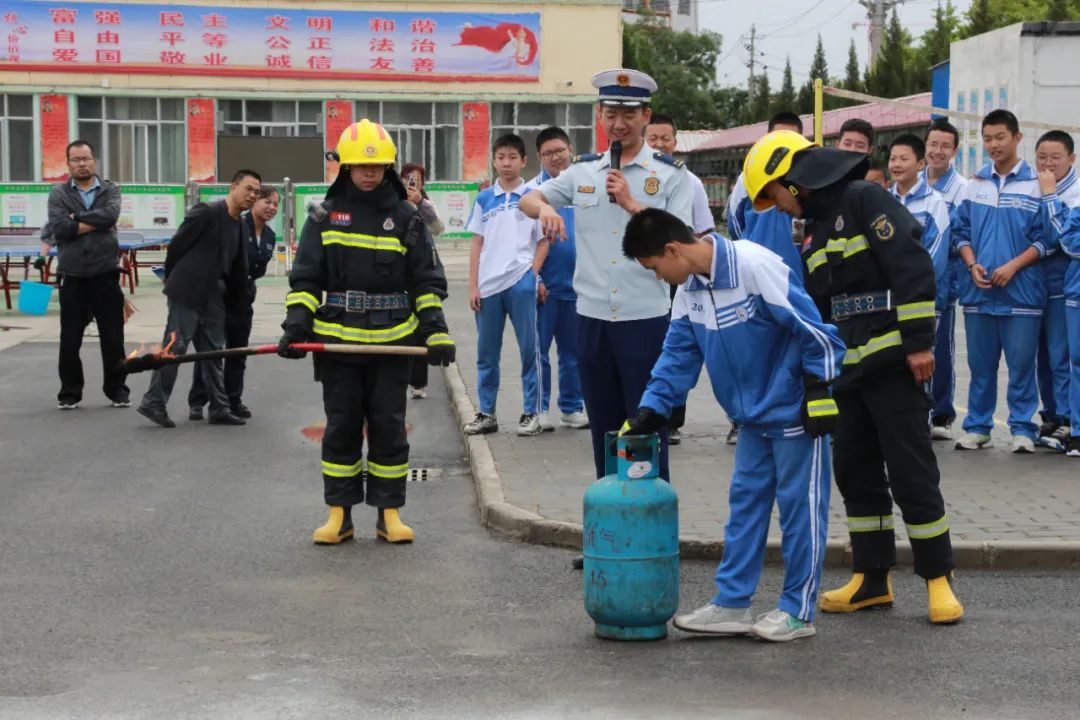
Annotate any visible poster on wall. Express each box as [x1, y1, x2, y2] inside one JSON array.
[[426, 182, 479, 239], [0, 184, 51, 229], [187, 98, 216, 183], [292, 183, 330, 241], [461, 103, 490, 184], [0, 2, 540, 83], [324, 100, 353, 182], [117, 185, 185, 229], [40, 94, 70, 182]]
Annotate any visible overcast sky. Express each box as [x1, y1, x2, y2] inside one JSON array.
[[699, 0, 974, 89]]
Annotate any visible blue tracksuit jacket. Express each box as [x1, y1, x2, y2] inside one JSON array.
[[639, 234, 845, 437], [1040, 168, 1080, 300], [726, 173, 805, 280], [951, 160, 1052, 317], [890, 176, 950, 308]]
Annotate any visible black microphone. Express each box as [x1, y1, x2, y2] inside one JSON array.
[[608, 140, 623, 203]]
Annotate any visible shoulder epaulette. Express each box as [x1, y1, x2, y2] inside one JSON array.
[[572, 152, 603, 164], [653, 151, 684, 168]]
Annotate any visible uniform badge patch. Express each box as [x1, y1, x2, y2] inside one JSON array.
[[870, 213, 895, 241], [644, 176, 660, 195], [735, 307, 749, 323], [577, 185, 595, 193], [835, 215, 845, 232], [330, 211, 352, 226], [383, 217, 395, 231]]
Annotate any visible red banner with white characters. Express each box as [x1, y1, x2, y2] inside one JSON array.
[[186, 97, 215, 183], [462, 102, 490, 184], [324, 100, 353, 181], [40, 94, 70, 182]]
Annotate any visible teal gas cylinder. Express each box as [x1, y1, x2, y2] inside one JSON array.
[[582, 431, 679, 641]]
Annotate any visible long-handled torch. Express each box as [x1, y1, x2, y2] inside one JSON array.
[[121, 338, 426, 375]]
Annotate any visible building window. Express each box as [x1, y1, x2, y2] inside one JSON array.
[[490, 103, 596, 162], [353, 101, 461, 181], [221, 100, 321, 138], [677, 0, 691, 14], [1, 94, 35, 182], [76, 96, 185, 183]]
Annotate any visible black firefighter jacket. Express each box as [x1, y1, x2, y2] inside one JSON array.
[[283, 179, 449, 359], [801, 179, 937, 391]]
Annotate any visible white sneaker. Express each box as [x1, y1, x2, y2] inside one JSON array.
[[538, 412, 556, 432], [559, 411, 589, 429], [410, 386, 426, 399], [464, 413, 498, 435], [517, 413, 542, 436], [57, 400, 80, 410], [672, 603, 752, 635], [954, 432, 992, 450], [1010, 435, 1035, 454], [931, 423, 953, 440], [750, 609, 816, 642]]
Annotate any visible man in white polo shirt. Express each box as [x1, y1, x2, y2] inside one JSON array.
[[464, 133, 550, 437]]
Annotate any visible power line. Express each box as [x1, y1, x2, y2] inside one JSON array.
[[766, 0, 860, 39]]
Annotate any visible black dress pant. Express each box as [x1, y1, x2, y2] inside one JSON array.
[[833, 368, 955, 579], [57, 271, 129, 404], [189, 301, 254, 408], [319, 355, 410, 508], [408, 356, 428, 389]]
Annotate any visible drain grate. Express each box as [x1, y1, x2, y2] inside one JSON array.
[[408, 467, 442, 482]]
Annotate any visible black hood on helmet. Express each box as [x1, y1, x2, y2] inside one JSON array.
[[326, 163, 407, 204], [784, 147, 869, 192]]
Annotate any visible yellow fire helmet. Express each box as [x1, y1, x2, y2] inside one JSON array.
[[742, 130, 815, 212], [333, 119, 397, 166]]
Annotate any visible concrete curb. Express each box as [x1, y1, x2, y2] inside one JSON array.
[[442, 362, 1080, 570]]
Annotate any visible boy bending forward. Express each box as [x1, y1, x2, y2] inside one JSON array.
[[622, 209, 845, 642]]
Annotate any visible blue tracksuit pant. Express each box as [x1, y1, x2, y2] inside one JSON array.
[[1066, 301, 1080, 436], [577, 314, 669, 481], [475, 270, 541, 416], [1036, 296, 1070, 425], [932, 301, 957, 422], [711, 432, 831, 623], [538, 296, 583, 415], [961, 313, 1040, 438]]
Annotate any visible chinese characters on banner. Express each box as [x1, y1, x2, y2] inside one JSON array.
[[186, 98, 216, 182], [324, 100, 353, 182], [40, 94, 70, 181], [1, 2, 540, 82], [462, 102, 491, 184]]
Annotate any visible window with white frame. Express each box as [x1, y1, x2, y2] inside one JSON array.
[[221, 100, 321, 138], [354, 101, 461, 181], [490, 103, 595, 162], [76, 96, 185, 183], [1, 94, 35, 182]]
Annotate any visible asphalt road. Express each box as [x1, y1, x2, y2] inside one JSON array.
[[1, 341, 1077, 720]]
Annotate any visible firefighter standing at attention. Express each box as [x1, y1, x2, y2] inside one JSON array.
[[278, 120, 455, 545]]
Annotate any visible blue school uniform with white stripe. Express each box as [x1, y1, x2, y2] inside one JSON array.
[[638, 233, 845, 622], [922, 165, 968, 428], [726, 172, 805, 281], [1035, 169, 1080, 429], [889, 175, 950, 307], [951, 160, 1051, 439]]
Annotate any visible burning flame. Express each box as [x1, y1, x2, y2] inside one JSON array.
[[127, 331, 179, 360]]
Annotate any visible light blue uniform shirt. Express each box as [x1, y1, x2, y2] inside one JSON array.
[[536, 142, 694, 321], [71, 176, 101, 210]]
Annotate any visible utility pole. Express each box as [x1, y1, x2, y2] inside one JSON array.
[[746, 24, 757, 104], [859, 0, 901, 67]]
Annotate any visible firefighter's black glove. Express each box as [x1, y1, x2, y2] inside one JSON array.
[[620, 407, 668, 437], [801, 376, 838, 438], [277, 325, 308, 359], [33, 255, 47, 271], [425, 333, 456, 366]]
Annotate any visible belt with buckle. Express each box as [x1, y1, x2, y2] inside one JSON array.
[[831, 291, 892, 321], [324, 291, 409, 313]]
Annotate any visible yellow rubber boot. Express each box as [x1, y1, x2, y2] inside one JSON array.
[[819, 570, 894, 613], [376, 508, 414, 543], [312, 506, 354, 545], [927, 575, 964, 624]]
